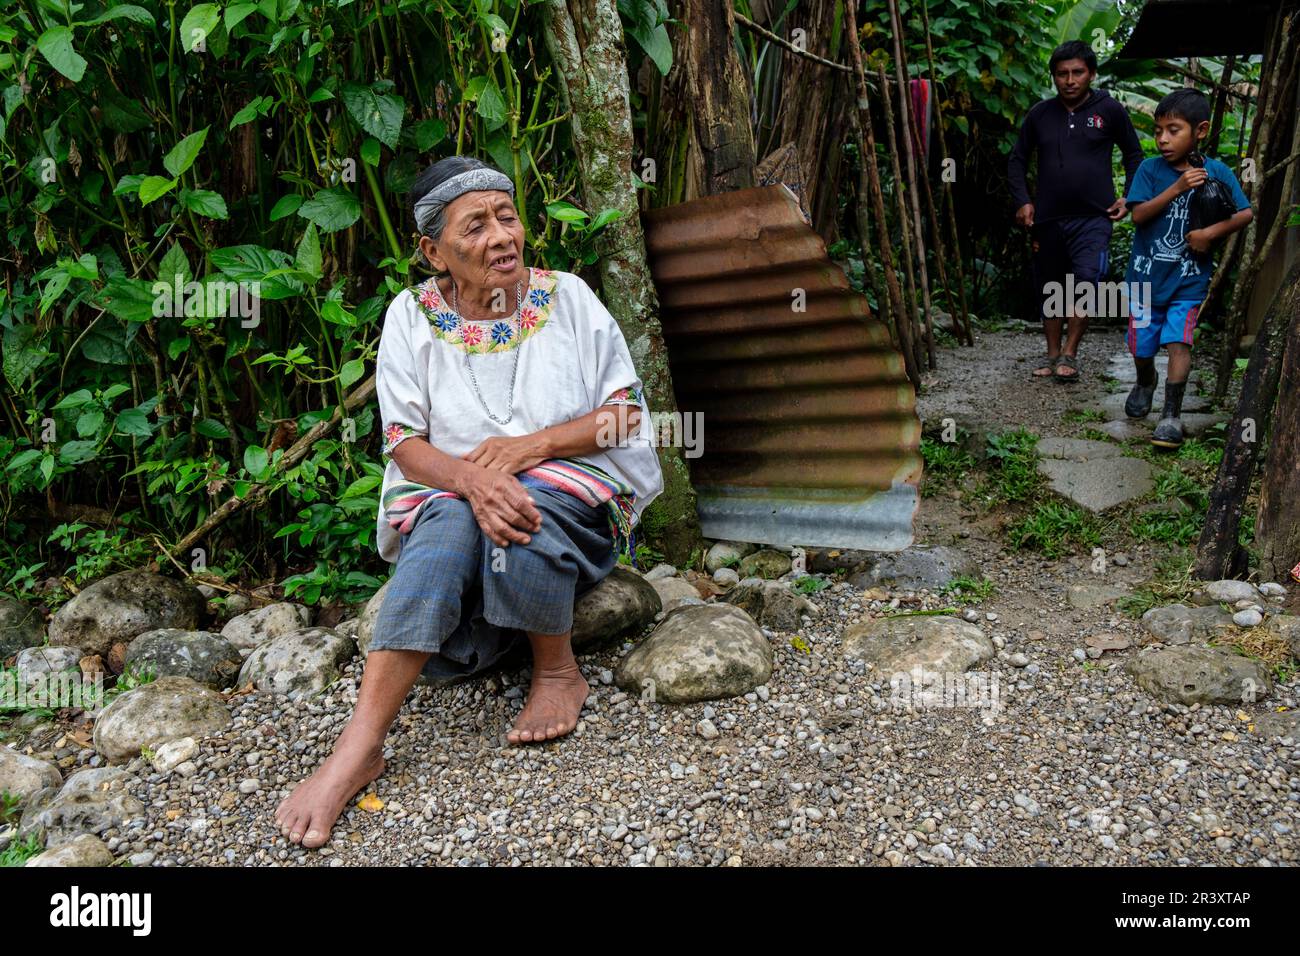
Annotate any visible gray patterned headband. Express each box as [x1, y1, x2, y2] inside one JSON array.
[[413, 167, 515, 238]]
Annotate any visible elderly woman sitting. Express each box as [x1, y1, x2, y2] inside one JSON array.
[[275, 156, 663, 848]]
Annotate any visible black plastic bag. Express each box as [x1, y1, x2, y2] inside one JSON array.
[[1187, 151, 1239, 232]]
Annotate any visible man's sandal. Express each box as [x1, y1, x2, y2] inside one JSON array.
[[1032, 353, 1060, 378], [1053, 354, 1080, 383]]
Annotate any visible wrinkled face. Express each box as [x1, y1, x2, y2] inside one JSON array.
[[420, 190, 525, 300], [1052, 58, 1094, 103], [1154, 115, 1209, 162]]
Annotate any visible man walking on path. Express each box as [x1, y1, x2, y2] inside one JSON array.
[[1008, 39, 1144, 382]]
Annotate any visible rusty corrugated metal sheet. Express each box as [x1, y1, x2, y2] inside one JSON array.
[[642, 183, 922, 551]]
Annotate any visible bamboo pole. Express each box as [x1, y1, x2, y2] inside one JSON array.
[[919, 0, 973, 346], [887, 0, 936, 369], [844, 0, 919, 389], [877, 62, 924, 375]]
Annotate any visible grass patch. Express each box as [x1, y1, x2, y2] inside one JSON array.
[[1128, 466, 1209, 547], [978, 428, 1042, 504], [941, 575, 997, 605], [1219, 628, 1298, 684], [0, 830, 43, 867], [1005, 501, 1103, 557], [792, 574, 830, 595], [1063, 408, 1106, 424], [1117, 549, 1197, 618], [1177, 436, 1225, 467], [920, 435, 976, 497]]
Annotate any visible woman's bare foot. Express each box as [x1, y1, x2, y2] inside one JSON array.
[[507, 662, 589, 745], [274, 730, 386, 849]]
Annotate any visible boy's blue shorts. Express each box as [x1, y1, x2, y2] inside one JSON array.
[[1127, 300, 1203, 358]]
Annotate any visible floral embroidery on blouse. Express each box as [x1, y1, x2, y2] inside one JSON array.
[[601, 385, 643, 406], [412, 266, 558, 354], [382, 422, 420, 456]]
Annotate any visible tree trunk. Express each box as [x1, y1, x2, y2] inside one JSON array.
[[687, 0, 756, 193], [544, 0, 703, 564], [1254, 288, 1300, 583], [770, 0, 851, 241], [1194, 257, 1300, 580]]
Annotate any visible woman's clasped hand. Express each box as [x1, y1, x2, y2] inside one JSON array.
[[460, 464, 543, 548]]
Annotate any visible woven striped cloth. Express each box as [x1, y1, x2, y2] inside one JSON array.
[[383, 458, 640, 566]]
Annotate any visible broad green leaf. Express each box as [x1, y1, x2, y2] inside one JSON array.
[[59, 440, 99, 464], [163, 127, 209, 178], [97, 276, 159, 323], [138, 175, 177, 204], [194, 418, 230, 439], [179, 4, 221, 53], [36, 27, 87, 82], [210, 244, 303, 299], [297, 186, 361, 233], [6, 450, 42, 471], [86, 5, 155, 25], [224, 2, 258, 31], [39, 271, 71, 317], [3, 325, 48, 388], [589, 209, 624, 232], [115, 408, 153, 437], [167, 337, 190, 359], [180, 188, 228, 219], [546, 200, 589, 223], [243, 445, 269, 478], [340, 83, 405, 149], [359, 136, 380, 167], [82, 327, 131, 364], [269, 193, 303, 220], [53, 389, 94, 410], [339, 358, 365, 389], [66, 253, 99, 280], [113, 174, 147, 196], [320, 300, 356, 327], [229, 95, 271, 128], [158, 242, 192, 287], [295, 222, 321, 279], [475, 79, 506, 130], [76, 409, 104, 437]]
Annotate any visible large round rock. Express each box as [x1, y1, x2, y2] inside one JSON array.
[[843, 615, 994, 675], [48, 571, 204, 658], [354, 581, 391, 658], [125, 628, 242, 689], [0, 596, 45, 658], [237, 626, 357, 700], [221, 602, 312, 656], [1126, 646, 1274, 706], [24, 833, 115, 867], [92, 675, 231, 764], [616, 604, 771, 703], [0, 747, 62, 804], [572, 567, 662, 652]]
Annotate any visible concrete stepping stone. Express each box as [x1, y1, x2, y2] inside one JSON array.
[[1036, 434, 1153, 511]]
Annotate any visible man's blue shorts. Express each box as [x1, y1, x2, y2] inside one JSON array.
[[1127, 300, 1203, 358], [1032, 215, 1112, 321]]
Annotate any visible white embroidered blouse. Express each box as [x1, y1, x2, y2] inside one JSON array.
[[373, 266, 665, 563]]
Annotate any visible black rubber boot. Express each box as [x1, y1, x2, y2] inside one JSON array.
[[1151, 381, 1186, 449], [1124, 366, 1159, 418]]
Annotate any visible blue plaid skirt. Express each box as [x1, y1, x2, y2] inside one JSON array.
[[368, 486, 617, 683]]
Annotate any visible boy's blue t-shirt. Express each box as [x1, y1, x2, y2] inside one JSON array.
[[1123, 155, 1250, 309]]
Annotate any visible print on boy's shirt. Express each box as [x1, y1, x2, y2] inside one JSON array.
[[1149, 191, 1199, 268]]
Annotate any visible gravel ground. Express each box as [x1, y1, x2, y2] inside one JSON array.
[[87, 537, 1298, 867], [20, 329, 1299, 868]]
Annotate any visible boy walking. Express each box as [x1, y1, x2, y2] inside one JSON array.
[[1122, 89, 1253, 448], [1009, 39, 1144, 382]]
